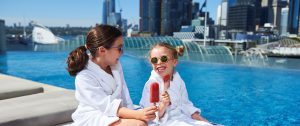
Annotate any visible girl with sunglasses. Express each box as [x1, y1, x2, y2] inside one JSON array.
[[67, 24, 157, 126], [139, 42, 212, 126]]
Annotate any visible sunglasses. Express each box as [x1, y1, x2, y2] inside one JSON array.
[[111, 46, 123, 53], [150, 55, 170, 64]]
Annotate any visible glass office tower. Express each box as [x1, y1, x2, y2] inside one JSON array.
[[288, 0, 300, 35]]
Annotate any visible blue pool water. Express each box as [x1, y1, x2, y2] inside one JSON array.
[[0, 51, 300, 125]]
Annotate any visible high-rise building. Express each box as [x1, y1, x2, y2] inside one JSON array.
[[216, 0, 228, 26], [271, 0, 286, 28], [140, 0, 193, 36], [216, 0, 228, 39], [260, 0, 270, 26], [102, 0, 122, 27], [288, 0, 300, 35], [107, 13, 121, 26], [160, 0, 193, 35], [140, 0, 161, 35], [254, 0, 261, 29], [268, 0, 287, 27], [228, 0, 255, 6], [280, 7, 289, 36], [216, 4, 221, 25], [227, 0, 256, 32], [260, 0, 288, 29], [139, 0, 149, 32], [121, 19, 128, 32], [102, 0, 115, 24], [192, 2, 200, 19]]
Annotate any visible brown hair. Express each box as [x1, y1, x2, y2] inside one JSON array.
[[148, 42, 184, 59], [67, 24, 122, 76]]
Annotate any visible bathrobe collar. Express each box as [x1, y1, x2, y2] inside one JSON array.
[[86, 59, 122, 99]]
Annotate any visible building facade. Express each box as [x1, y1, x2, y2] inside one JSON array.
[[102, 0, 115, 24], [216, 0, 228, 26], [140, 0, 193, 36], [288, 0, 300, 35], [227, 4, 255, 32], [280, 7, 289, 36], [102, 0, 122, 27]]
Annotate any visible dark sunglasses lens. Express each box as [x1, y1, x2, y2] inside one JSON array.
[[161, 56, 168, 62], [151, 57, 158, 64]]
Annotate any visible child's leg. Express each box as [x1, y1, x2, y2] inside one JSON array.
[[110, 119, 147, 126]]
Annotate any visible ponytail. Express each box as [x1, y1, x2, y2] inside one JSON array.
[[67, 46, 89, 76], [175, 45, 185, 57]]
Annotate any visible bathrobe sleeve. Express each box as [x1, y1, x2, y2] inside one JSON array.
[[73, 73, 121, 126], [180, 78, 201, 117], [139, 80, 151, 108], [118, 63, 134, 109], [121, 78, 134, 109]]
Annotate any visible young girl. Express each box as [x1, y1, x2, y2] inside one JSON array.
[[139, 42, 212, 126], [67, 24, 157, 126]]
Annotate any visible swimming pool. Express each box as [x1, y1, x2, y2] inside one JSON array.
[[0, 51, 299, 125]]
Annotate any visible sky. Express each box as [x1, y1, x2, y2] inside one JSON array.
[[0, 0, 221, 27]]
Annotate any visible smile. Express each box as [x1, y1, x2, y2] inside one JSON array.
[[156, 66, 167, 72]]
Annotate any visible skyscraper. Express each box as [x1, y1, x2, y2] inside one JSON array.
[[139, 0, 148, 32], [280, 7, 289, 36], [216, 0, 228, 39], [216, 4, 221, 25], [102, 0, 122, 27], [271, 0, 286, 28], [160, 0, 193, 35], [216, 0, 228, 26], [264, 0, 287, 27], [288, 0, 300, 35], [260, 0, 270, 27], [227, 0, 256, 32], [102, 0, 115, 24], [192, 2, 200, 19], [260, 0, 288, 30], [140, 0, 161, 35], [140, 0, 193, 36]]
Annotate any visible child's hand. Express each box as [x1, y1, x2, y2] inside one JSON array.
[[138, 106, 157, 121], [161, 91, 171, 106], [157, 91, 171, 118], [191, 112, 209, 122]]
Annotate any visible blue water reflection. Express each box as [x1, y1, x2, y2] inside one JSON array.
[[0, 51, 299, 125]]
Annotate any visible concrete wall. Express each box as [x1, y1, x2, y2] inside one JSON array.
[[0, 19, 6, 54]]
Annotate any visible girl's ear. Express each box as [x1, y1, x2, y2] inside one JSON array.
[[98, 46, 106, 55], [173, 59, 178, 67]]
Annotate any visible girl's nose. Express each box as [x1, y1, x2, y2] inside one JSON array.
[[157, 59, 163, 64]]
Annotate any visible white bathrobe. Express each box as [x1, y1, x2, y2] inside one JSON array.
[[70, 59, 133, 126], [140, 71, 213, 126]]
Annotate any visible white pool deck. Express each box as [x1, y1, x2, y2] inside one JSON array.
[[0, 74, 78, 126]]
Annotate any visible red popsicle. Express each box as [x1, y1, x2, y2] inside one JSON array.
[[150, 82, 159, 103]]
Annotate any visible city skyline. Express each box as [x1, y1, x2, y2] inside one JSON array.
[[0, 0, 220, 27]]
